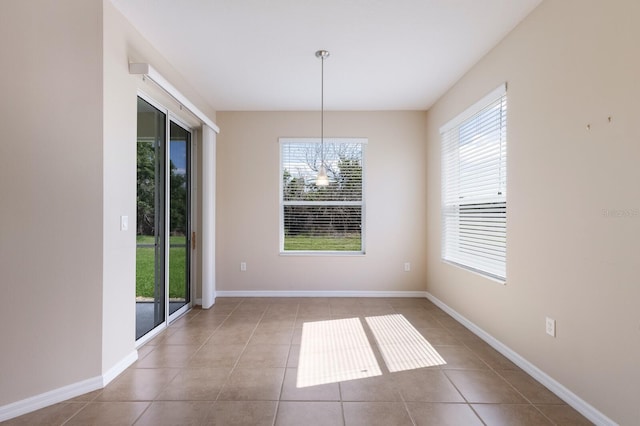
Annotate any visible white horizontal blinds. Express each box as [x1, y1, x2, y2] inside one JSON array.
[[441, 85, 507, 280], [281, 138, 365, 252], [282, 141, 363, 202]]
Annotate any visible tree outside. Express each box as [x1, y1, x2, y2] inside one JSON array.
[[136, 141, 188, 299], [282, 142, 364, 251]]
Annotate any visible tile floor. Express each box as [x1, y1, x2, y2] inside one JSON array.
[[4, 297, 593, 425]]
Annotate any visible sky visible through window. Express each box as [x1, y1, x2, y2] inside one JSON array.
[[170, 141, 187, 175]]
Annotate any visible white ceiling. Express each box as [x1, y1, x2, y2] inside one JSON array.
[[111, 0, 542, 111]]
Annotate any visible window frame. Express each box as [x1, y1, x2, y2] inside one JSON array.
[[279, 137, 367, 256], [440, 84, 507, 282]]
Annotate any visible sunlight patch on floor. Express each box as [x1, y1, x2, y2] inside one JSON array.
[[365, 314, 446, 372], [296, 317, 382, 388]]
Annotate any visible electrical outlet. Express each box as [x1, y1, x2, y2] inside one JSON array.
[[404, 262, 411, 272], [240, 262, 247, 272], [545, 317, 556, 337]]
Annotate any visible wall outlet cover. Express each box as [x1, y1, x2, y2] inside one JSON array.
[[545, 317, 556, 337]]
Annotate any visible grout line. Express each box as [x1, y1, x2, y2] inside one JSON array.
[[420, 305, 490, 425], [466, 402, 489, 426], [191, 299, 246, 404], [19, 297, 583, 425], [399, 391, 418, 426], [130, 401, 153, 425], [58, 400, 92, 426], [138, 305, 236, 405], [428, 301, 556, 426], [213, 298, 268, 403], [485, 365, 565, 425], [272, 301, 300, 426]]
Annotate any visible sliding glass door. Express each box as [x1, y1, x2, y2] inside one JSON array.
[[168, 122, 191, 315], [136, 98, 166, 339], [136, 96, 192, 341]]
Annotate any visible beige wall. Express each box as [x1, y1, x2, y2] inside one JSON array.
[[101, 0, 213, 373], [216, 111, 428, 293], [4, 0, 637, 422], [0, 0, 104, 405], [425, 1, 640, 424], [0, 0, 216, 410], [102, 0, 137, 373]]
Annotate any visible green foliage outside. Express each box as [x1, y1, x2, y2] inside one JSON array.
[[283, 150, 363, 251], [136, 236, 187, 299], [137, 139, 189, 299], [284, 235, 361, 251], [137, 142, 157, 235], [137, 142, 188, 236]]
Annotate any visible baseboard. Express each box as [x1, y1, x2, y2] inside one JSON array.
[[0, 375, 102, 422], [425, 292, 616, 426], [0, 350, 138, 422], [102, 350, 138, 386], [216, 290, 428, 298], [195, 298, 219, 309]]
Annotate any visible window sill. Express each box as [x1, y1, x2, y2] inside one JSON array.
[[441, 259, 506, 285], [280, 251, 366, 257]]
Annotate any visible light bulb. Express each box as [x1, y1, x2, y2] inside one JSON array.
[[316, 165, 329, 186]]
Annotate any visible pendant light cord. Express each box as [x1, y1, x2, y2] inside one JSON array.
[[314, 50, 330, 186], [320, 53, 324, 166]]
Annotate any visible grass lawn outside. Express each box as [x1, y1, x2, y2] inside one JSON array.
[[136, 235, 188, 299], [284, 234, 361, 251]]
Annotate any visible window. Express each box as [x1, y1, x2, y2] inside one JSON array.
[[280, 138, 366, 254], [440, 84, 507, 281]]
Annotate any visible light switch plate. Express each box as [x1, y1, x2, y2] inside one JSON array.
[[120, 215, 128, 231]]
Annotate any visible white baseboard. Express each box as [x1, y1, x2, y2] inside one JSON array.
[[0, 376, 102, 422], [0, 350, 138, 422], [195, 298, 217, 309], [425, 292, 616, 426], [102, 350, 138, 387], [216, 290, 428, 298], [6, 293, 610, 424]]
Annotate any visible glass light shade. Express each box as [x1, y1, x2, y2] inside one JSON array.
[[316, 165, 329, 186]]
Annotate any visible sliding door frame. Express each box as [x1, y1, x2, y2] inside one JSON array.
[[167, 113, 193, 323], [136, 91, 196, 346]]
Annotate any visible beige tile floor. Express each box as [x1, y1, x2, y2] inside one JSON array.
[[4, 297, 593, 425]]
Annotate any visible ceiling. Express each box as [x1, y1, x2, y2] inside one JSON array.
[[111, 0, 542, 111]]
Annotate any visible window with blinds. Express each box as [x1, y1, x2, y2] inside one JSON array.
[[440, 84, 507, 281], [280, 138, 366, 253]]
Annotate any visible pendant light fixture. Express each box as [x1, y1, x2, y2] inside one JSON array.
[[315, 49, 330, 186]]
